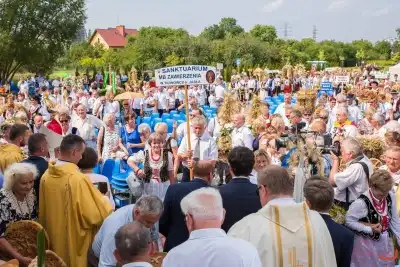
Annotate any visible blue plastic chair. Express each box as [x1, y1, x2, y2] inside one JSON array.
[[177, 120, 185, 126], [151, 113, 160, 120], [166, 119, 174, 133], [169, 110, 178, 116], [93, 163, 101, 174], [142, 117, 151, 125], [172, 114, 181, 121], [209, 107, 217, 113], [101, 159, 116, 182], [161, 113, 170, 121], [136, 116, 141, 125]]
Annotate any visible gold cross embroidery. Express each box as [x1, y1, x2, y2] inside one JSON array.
[[288, 247, 303, 267]]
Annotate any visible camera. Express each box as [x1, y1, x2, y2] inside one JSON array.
[[318, 141, 341, 157], [275, 122, 309, 150]]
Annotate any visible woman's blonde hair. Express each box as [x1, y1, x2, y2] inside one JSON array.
[[3, 163, 38, 191], [254, 149, 271, 165], [103, 113, 115, 124], [148, 133, 165, 145], [271, 117, 285, 133]]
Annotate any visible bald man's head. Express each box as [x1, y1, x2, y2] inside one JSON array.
[[233, 114, 245, 128]]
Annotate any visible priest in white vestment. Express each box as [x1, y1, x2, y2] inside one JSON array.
[[228, 165, 337, 267]]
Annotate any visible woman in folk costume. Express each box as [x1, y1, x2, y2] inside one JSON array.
[[346, 170, 400, 267], [127, 133, 174, 201]]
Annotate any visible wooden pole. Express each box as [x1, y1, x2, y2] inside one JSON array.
[[183, 84, 193, 180]]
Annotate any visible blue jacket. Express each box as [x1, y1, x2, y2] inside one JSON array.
[[159, 178, 209, 252]]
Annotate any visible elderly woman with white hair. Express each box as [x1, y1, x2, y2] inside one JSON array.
[[138, 123, 151, 151], [97, 113, 129, 162], [0, 163, 38, 265]]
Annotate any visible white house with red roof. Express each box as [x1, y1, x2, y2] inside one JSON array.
[[88, 25, 138, 49]]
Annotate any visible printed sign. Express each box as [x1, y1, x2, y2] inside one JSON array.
[[155, 65, 217, 86], [335, 76, 350, 83], [320, 82, 333, 90], [374, 72, 389, 79], [217, 63, 224, 70]]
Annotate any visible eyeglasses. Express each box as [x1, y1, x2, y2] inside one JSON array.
[[60, 120, 69, 124], [320, 116, 328, 120], [304, 114, 312, 117]]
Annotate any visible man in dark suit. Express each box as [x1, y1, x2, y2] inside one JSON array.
[[159, 161, 213, 252], [22, 133, 49, 203], [304, 176, 354, 267], [219, 146, 261, 232]]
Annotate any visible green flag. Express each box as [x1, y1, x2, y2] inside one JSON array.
[[112, 72, 117, 94], [103, 72, 109, 89]]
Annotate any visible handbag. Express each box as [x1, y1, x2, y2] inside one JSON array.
[[127, 172, 144, 197]]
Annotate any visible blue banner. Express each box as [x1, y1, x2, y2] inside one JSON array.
[[321, 82, 332, 90]]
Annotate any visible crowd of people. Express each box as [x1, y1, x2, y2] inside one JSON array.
[[0, 66, 400, 267]]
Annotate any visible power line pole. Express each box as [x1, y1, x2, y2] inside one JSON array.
[[284, 22, 288, 39], [312, 25, 317, 41]]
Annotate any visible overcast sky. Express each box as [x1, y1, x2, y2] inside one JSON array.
[[86, 0, 399, 42]]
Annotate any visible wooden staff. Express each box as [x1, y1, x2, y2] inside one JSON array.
[[183, 84, 193, 180]]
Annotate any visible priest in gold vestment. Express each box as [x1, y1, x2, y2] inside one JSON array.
[[39, 134, 112, 266], [228, 165, 337, 267], [0, 123, 30, 173]]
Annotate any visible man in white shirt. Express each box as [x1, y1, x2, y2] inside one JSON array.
[[71, 104, 104, 149], [32, 114, 44, 134], [231, 114, 254, 150], [113, 222, 153, 267], [155, 87, 168, 115], [178, 116, 218, 182], [214, 78, 225, 103], [162, 187, 261, 267], [329, 138, 373, 209]]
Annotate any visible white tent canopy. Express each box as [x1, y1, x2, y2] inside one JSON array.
[[389, 63, 400, 81]]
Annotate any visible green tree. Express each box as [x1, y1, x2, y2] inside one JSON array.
[[165, 52, 183, 66], [375, 40, 392, 60], [0, 0, 86, 81], [200, 17, 244, 40], [249, 25, 277, 43]]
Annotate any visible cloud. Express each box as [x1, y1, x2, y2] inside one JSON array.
[[362, 6, 390, 17], [263, 0, 284, 13], [327, 0, 348, 11]]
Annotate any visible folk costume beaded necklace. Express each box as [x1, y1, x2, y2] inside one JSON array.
[[369, 188, 386, 214]]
